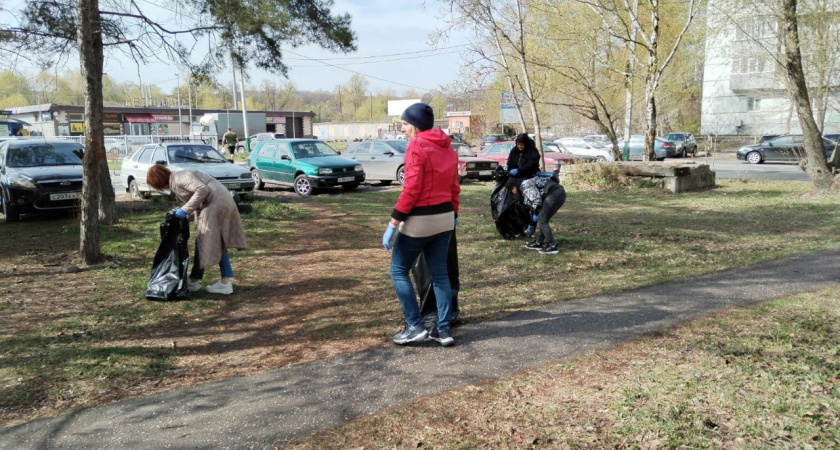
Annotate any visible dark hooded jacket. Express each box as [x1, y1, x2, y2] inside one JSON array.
[[506, 144, 541, 179]]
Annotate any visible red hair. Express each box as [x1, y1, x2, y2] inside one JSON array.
[[146, 164, 171, 190]]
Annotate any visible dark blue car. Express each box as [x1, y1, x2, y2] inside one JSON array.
[[736, 135, 838, 164]]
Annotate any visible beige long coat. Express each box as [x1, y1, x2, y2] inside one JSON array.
[[170, 170, 247, 269]]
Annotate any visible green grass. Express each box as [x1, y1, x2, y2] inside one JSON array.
[[2, 178, 840, 427]]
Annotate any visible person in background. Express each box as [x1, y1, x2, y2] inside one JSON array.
[[505, 133, 541, 186], [222, 127, 238, 157], [382, 102, 460, 347], [514, 175, 566, 255], [147, 164, 247, 294]]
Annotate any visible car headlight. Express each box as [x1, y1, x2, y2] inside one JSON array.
[[319, 168, 333, 175], [239, 173, 251, 179], [9, 175, 36, 189], [354, 165, 363, 172], [466, 163, 476, 169]]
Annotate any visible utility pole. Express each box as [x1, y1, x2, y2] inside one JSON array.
[[239, 62, 249, 153], [369, 91, 373, 121], [231, 51, 239, 110], [177, 77, 183, 137]]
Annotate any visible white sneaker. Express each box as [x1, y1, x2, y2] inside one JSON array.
[[206, 281, 233, 295], [187, 279, 202, 292]]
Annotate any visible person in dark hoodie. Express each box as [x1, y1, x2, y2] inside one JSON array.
[[505, 133, 541, 187], [513, 175, 566, 255], [382, 103, 460, 347]]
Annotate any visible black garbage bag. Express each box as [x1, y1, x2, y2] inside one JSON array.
[[490, 170, 530, 239], [412, 228, 461, 330], [145, 212, 191, 301]]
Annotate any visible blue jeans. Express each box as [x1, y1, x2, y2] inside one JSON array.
[[190, 242, 233, 280], [390, 231, 453, 332]]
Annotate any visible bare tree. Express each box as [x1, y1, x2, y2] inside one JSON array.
[[440, 0, 548, 168], [1, 0, 356, 264], [584, 0, 703, 160]]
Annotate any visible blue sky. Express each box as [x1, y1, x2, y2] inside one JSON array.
[[102, 0, 470, 95]]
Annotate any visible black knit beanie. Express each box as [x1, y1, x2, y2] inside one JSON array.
[[401, 103, 434, 131]]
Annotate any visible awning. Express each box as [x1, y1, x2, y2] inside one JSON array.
[[124, 113, 156, 123]]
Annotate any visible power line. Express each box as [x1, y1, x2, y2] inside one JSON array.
[[283, 45, 468, 61]]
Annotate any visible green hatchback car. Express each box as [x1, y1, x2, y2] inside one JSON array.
[[246, 139, 365, 196]]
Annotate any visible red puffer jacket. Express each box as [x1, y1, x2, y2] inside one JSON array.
[[391, 129, 460, 222]]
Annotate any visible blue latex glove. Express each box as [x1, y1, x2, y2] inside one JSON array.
[[454, 218, 458, 226], [509, 168, 518, 176], [174, 208, 187, 219], [532, 214, 539, 223], [382, 224, 397, 250], [525, 225, 534, 235]]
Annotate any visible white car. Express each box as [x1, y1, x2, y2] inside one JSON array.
[[555, 137, 615, 162], [121, 143, 255, 199]]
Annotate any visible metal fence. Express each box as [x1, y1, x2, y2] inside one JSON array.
[[10, 134, 216, 162]]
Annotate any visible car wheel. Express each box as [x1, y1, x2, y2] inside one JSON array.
[[294, 174, 314, 196], [595, 156, 607, 162], [2, 195, 21, 222], [251, 169, 265, 190], [680, 147, 686, 158], [746, 151, 763, 164], [129, 179, 144, 200], [397, 166, 406, 185], [343, 182, 359, 191]]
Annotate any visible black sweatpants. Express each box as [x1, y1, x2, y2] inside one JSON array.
[[535, 185, 566, 245]]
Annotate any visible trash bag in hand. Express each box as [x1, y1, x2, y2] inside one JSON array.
[[145, 212, 191, 301]]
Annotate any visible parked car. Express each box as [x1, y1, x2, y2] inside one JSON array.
[[236, 132, 287, 153], [481, 134, 507, 150], [449, 133, 468, 145], [616, 135, 674, 160], [664, 132, 698, 157], [555, 137, 614, 162], [0, 139, 84, 222], [247, 138, 364, 196], [452, 142, 498, 183], [343, 140, 407, 185], [758, 134, 780, 145], [736, 134, 838, 164], [478, 141, 580, 171], [583, 134, 612, 148], [121, 143, 255, 199]]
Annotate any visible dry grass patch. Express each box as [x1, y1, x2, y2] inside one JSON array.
[[2, 178, 840, 429], [291, 287, 840, 449]]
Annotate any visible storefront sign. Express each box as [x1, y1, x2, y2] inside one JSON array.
[[272, 116, 286, 123], [152, 115, 174, 122], [103, 123, 122, 135], [446, 111, 471, 117], [104, 112, 121, 122], [69, 122, 86, 133], [58, 124, 70, 135], [40, 111, 53, 121]]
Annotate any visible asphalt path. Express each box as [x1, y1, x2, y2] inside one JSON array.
[[680, 152, 810, 181], [2, 247, 839, 449]]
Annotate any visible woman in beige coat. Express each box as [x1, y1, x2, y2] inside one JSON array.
[[147, 165, 247, 295]]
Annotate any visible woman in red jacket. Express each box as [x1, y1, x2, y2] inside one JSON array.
[[382, 103, 460, 347]]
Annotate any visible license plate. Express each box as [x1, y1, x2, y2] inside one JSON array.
[[50, 192, 81, 201], [338, 176, 354, 183], [226, 183, 241, 189], [479, 170, 493, 176]]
